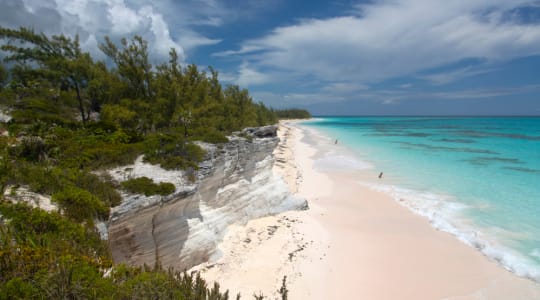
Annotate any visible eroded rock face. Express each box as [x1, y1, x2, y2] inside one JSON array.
[[108, 126, 306, 270]]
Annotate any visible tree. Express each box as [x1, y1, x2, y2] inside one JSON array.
[[99, 36, 154, 101], [0, 27, 97, 123], [0, 63, 7, 89]]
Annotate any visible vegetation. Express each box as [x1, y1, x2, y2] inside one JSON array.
[[0, 203, 233, 299], [121, 177, 176, 196], [275, 109, 311, 119], [0, 27, 297, 299]]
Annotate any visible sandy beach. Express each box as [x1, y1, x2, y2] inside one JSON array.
[[192, 121, 540, 299]]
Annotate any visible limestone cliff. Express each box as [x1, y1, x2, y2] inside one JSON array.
[[107, 125, 306, 270]]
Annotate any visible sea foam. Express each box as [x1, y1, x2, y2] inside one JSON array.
[[303, 116, 540, 283], [365, 182, 540, 282]]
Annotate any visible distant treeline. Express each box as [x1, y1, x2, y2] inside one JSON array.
[[0, 26, 291, 299], [275, 108, 312, 119]]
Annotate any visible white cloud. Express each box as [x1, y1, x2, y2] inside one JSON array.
[[222, 0, 540, 85], [252, 91, 346, 108], [176, 31, 222, 52], [108, 1, 141, 35], [419, 66, 497, 85], [2, 0, 238, 62], [322, 82, 369, 93], [212, 45, 266, 57], [355, 83, 540, 105], [236, 62, 271, 87], [255, 82, 540, 108]]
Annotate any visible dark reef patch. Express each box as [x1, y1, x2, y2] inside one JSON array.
[[503, 166, 540, 174], [463, 156, 523, 166], [393, 141, 499, 155], [438, 138, 476, 144], [451, 130, 540, 141]]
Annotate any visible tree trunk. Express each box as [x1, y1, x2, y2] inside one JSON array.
[[74, 81, 86, 124]]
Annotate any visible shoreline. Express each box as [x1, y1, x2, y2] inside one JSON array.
[[192, 120, 540, 299]]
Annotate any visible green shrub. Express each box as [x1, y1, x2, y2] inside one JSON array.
[[0, 202, 111, 270], [7, 164, 121, 207], [52, 186, 109, 221], [121, 177, 176, 196], [0, 277, 37, 300], [35, 256, 115, 300], [72, 171, 122, 207], [200, 131, 229, 144], [55, 125, 143, 170], [9, 163, 65, 195], [111, 265, 231, 300], [143, 133, 205, 170]]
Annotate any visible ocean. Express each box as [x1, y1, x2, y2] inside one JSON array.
[[301, 116, 540, 281]]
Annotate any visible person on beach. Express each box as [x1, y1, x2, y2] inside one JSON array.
[[378, 172, 383, 179], [335, 139, 338, 144]]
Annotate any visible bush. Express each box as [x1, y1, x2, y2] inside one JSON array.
[[200, 131, 229, 144], [121, 177, 176, 196], [70, 171, 122, 207], [7, 164, 121, 207], [9, 163, 65, 195], [52, 186, 109, 222], [0, 277, 37, 300], [11, 136, 48, 162], [143, 133, 205, 170], [0, 202, 111, 272], [55, 125, 143, 170]]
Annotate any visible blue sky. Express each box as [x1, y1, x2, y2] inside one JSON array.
[[1, 0, 540, 115]]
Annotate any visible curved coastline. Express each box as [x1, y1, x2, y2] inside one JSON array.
[[300, 119, 540, 283], [193, 120, 540, 299]]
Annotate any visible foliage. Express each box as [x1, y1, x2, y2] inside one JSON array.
[[275, 108, 312, 119], [0, 27, 285, 299], [6, 163, 121, 207], [52, 186, 109, 222], [0, 202, 111, 283], [143, 131, 206, 170], [0, 27, 99, 123], [121, 177, 176, 196], [0, 202, 241, 299]]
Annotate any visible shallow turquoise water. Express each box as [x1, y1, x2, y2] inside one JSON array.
[[303, 117, 540, 280]]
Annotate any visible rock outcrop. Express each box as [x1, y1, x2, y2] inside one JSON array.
[[107, 125, 306, 270], [3, 186, 57, 212]]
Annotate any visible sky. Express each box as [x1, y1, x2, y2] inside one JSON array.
[[1, 0, 540, 115]]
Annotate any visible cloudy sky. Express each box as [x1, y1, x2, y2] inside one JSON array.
[[2, 0, 540, 115]]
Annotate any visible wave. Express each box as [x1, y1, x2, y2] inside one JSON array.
[[365, 183, 540, 282]]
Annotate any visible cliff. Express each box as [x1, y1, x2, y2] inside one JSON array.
[[107, 125, 307, 270]]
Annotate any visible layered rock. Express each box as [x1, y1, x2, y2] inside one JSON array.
[[107, 125, 306, 270]]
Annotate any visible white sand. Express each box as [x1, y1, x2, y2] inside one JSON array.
[[192, 121, 540, 299]]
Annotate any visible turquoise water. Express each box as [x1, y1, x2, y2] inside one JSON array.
[[303, 117, 540, 280]]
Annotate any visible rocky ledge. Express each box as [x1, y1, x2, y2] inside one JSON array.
[[107, 125, 307, 270]]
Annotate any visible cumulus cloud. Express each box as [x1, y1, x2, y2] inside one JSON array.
[[0, 0, 240, 62], [219, 0, 540, 86]]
